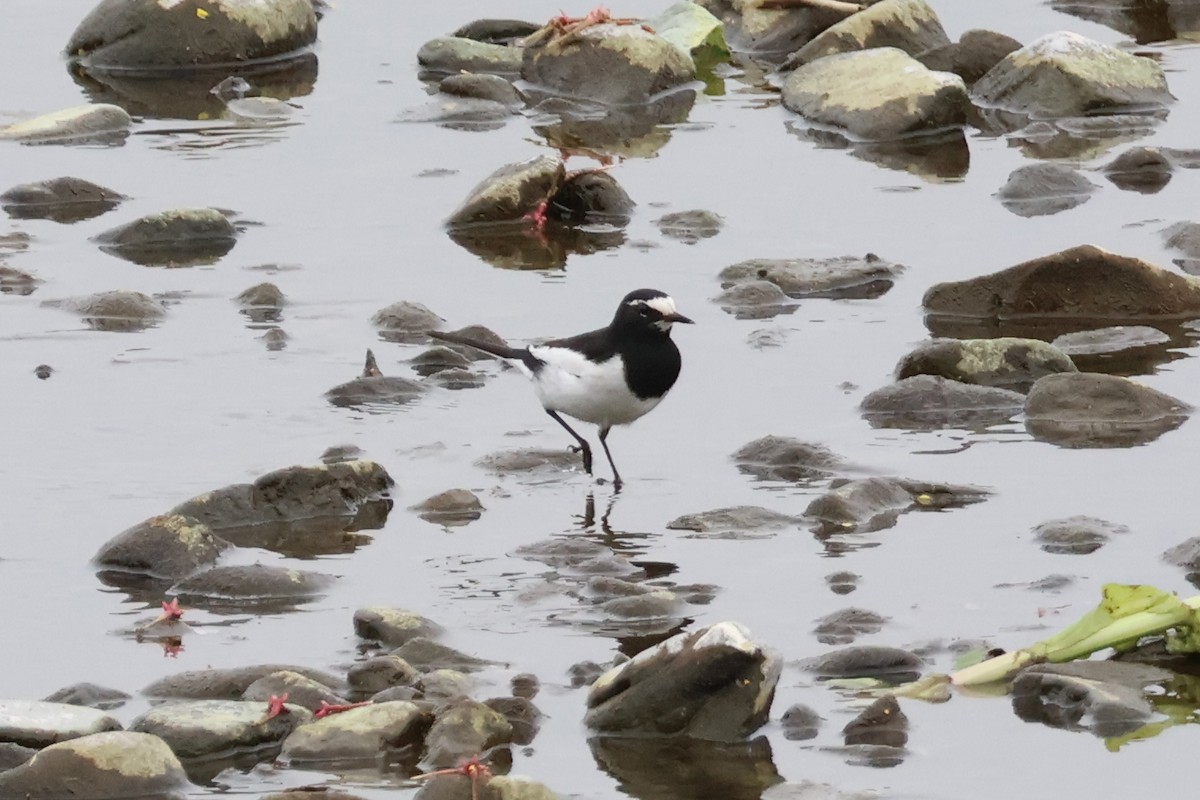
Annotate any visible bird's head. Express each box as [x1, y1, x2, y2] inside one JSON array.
[[616, 288, 694, 336]]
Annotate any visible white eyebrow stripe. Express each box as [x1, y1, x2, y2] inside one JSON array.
[[628, 296, 678, 316]]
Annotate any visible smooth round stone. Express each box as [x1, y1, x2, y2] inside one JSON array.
[[0, 731, 191, 799], [0, 700, 121, 748], [1051, 325, 1169, 356], [0, 104, 131, 143], [130, 699, 310, 758]]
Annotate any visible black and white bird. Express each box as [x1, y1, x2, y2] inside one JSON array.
[[428, 288, 693, 486]]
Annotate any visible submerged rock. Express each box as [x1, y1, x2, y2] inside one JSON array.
[[719, 254, 902, 300], [714, 280, 797, 320], [785, 0, 950, 68], [278, 701, 430, 765], [973, 31, 1172, 118], [585, 621, 780, 740], [94, 207, 237, 266], [731, 435, 845, 482], [1025, 372, 1190, 447], [0, 700, 122, 748], [801, 646, 924, 682], [894, 337, 1076, 392], [0, 104, 131, 144], [66, 0, 317, 70], [1051, 325, 1170, 357], [861, 375, 1025, 430], [1, 176, 124, 223], [354, 607, 445, 646], [478, 448, 583, 476], [130, 699, 309, 759], [326, 349, 426, 407], [780, 704, 822, 741], [995, 163, 1098, 217], [813, 608, 888, 645], [1012, 662, 1167, 736], [48, 290, 167, 332], [655, 209, 723, 243], [783, 48, 968, 140], [42, 684, 130, 711], [410, 489, 485, 526], [93, 513, 227, 580], [144, 665, 344, 700], [0, 266, 40, 295], [1032, 515, 1129, 556], [0, 731, 191, 799], [169, 564, 336, 607], [666, 505, 800, 535], [392, 638, 498, 673], [806, 477, 989, 535]]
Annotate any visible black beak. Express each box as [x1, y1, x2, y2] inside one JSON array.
[[665, 312, 694, 324]]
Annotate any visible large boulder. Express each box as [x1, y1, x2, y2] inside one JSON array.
[[785, 0, 949, 67], [973, 31, 1172, 118], [783, 48, 968, 140], [1024, 372, 1190, 447], [0, 731, 191, 799]]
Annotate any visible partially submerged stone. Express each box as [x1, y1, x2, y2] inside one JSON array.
[[545, 170, 634, 226], [780, 704, 822, 741], [446, 156, 565, 229], [242, 671, 346, 711], [785, 0, 950, 68], [415, 670, 474, 703], [861, 375, 1025, 430], [1024, 372, 1190, 447], [477, 448, 583, 476], [0, 104, 131, 143], [66, 0, 318, 70], [731, 435, 845, 482], [1051, 325, 1170, 357], [392, 638, 498, 673], [354, 607, 445, 646], [995, 163, 1098, 217], [973, 31, 1172, 118], [326, 349, 426, 407], [47, 290, 167, 332], [695, 0, 846, 60], [0, 700, 121, 748], [440, 73, 523, 109], [144, 665, 344, 700], [236, 282, 285, 322], [417, 37, 524, 75], [422, 699, 513, 768], [94, 207, 238, 267], [843, 694, 907, 750], [714, 281, 797, 320], [93, 513, 226, 581], [410, 489, 486, 526], [1032, 515, 1129, 556], [801, 645, 924, 682], [894, 337, 1077, 392], [813, 608, 888, 645], [783, 48, 968, 141], [720, 254, 903, 299], [0, 266, 40, 295], [666, 505, 800, 535], [806, 477, 989, 535], [278, 701, 430, 765], [916, 29, 1022, 86], [42, 684, 131, 711], [0, 730, 191, 800], [130, 699, 309, 759], [1, 176, 124, 223], [1012, 662, 1167, 736], [1104, 145, 1174, 192], [655, 209, 724, 243], [585, 621, 780, 739], [169, 564, 336, 607]]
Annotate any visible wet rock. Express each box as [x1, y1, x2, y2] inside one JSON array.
[[66, 0, 317, 70], [399, 97, 513, 131], [440, 73, 523, 109], [806, 477, 988, 535], [813, 608, 888, 645], [510, 674, 539, 699], [417, 37, 524, 76], [427, 367, 487, 390], [995, 164, 1098, 217], [42, 684, 130, 711], [48, 289, 167, 332], [354, 607, 445, 647], [1025, 372, 1190, 447], [695, 0, 844, 60], [446, 156, 565, 229], [654, 208, 723, 244], [411, 489, 485, 526], [585, 621, 780, 740], [1163, 536, 1200, 572], [1, 176, 124, 223], [93, 513, 227, 580], [861, 375, 1025, 430], [1032, 515, 1128, 555], [1012, 662, 1167, 736], [916, 29, 1022, 86], [169, 564, 335, 607], [278, 701, 431, 765], [1104, 145, 1173, 193], [326, 349, 426, 407], [802, 646, 924, 682], [34, 364, 54, 379], [410, 346, 474, 377], [826, 571, 859, 595], [372, 686, 420, 704], [372, 301, 445, 342], [243, 672, 346, 712], [453, 19, 540, 44], [94, 207, 237, 266], [568, 660, 609, 688], [784, 0, 950, 68], [0, 742, 35, 770], [144, 665, 344, 700], [1051, 325, 1170, 357], [973, 31, 1172, 119], [0, 700, 122, 747], [423, 699, 513, 768], [783, 48, 968, 140], [714, 281, 797, 320], [393, 638, 498, 673], [261, 791, 369, 800], [170, 459, 393, 532], [513, 537, 609, 568], [780, 704, 822, 741], [546, 170, 633, 226], [478, 448, 583, 475], [429, 325, 509, 362], [923, 245, 1200, 326], [130, 699, 308, 759], [732, 435, 845, 483], [262, 327, 289, 350], [0, 265, 40, 295], [666, 505, 800, 535], [417, 670, 474, 703], [0, 103, 131, 144], [236, 282, 285, 322], [0, 730, 191, 799], [719, 254, 903, 300], [484, 697, 541, 745], [415, 773, 557, 800], [894, 337, 1077, 392], [347, 656, 419, 695], [843, 694, 907, 749], [521, 22, 695, 105], [598, 590, 683, 621]]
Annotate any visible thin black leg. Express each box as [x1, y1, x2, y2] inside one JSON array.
[[598, 426, 622, 488], [546, 409, 593, 474]]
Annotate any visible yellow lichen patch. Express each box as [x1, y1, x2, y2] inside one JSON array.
[[213, 0, 317, 44]]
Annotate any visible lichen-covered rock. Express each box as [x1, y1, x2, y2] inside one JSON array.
[[0, 104, 131, 143], [1024, 372, 1190, 447], [894, 337, 1077, 391], [446, 156, 565, 229], [995, 163, 1098, 217], [130, 699, 309, 759], [861, 375, 1025, 430], [354, 607, 445, 647], [585, 621, 779, 740], [277, 701, 430, 765], [973, 31, 1172, 118], [521, 22, 695, 105], [0, 700, 122, 748], [422, 699, 513, 768], [0, 731, 191, 799], [719, 254, 903, 299], [1, 176, 124, 223], [785, 0, 950, 68], [47, 289, 167, 332], [66, 0, 317, 70], [93, 513, 228, 580], [783, 48, 968, 140]]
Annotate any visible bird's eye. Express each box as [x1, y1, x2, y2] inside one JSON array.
[[638, 306, 651, 316]]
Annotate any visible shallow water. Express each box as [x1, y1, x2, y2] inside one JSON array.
[[4, 0, 1200, 797]]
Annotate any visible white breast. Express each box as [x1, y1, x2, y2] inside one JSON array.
[[524, 345, 663, 427]]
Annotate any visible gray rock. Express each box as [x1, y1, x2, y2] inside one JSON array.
[[242, 671, 346, 712], [1163, 537, 1200, 570], [440, 73, 523, 109], [813, 608, 888, 645], [545, 170, 634, 226], [42, 684, 130, 711], [1032, 515, 1128, 556], [0, 700, 121, 748], [347, 656, 419, 695], [732, 435, 845, 482], [66, 0, 316, 69], [512, 537, 609, 567], [1, 176, 124, 223], [801, 646, 924, 682], [93, 513, 227, 580], [0, 265, 40, 295], [446, 156, 565, 229], [410, 489, 485, 526], [995, 164, 1098, 217], [0, 104, 131, 143], [484, 696, 541, 745], [169, 564, 336, 606], [0, 742, 35, 770], [973, 31, 1172, 118], [894, 337, 1076, 392], [806, 477, 989, 535], [585, 621, 779, 739], [826, 571, 860, 595], [780, 704, 822, 741], [417, 37, 524, 75], [1013, 662, 1166, 736], [0, 730, 191, 799], [429, 325, 509, 361], [478, 448, 583, 475], [236, 282, 285, 322], [326, 350, 427, 406], [452, 18, 540, 44], [511, 673, 539, 699], [423, 699, 513, 768], [398, 97, 513, 130], [694, 0, 846, 60], [48, 289, 167, 332], [144, 665, 344, 700], [843, 694, 907, 750], [393, 638, 498, 673], [410, 345, 474, 376], [655, 209, 724, 243], [785, 0, 950, 68], [714, 281, 797, 320], [917, 29, 1022, 86], [417, 670, 474, 703], [666, 505, 800, 534], [354, 607, 445, 647], [1025, 372, 1190, 447], [130, 699, 309, 759], [521, 23, 695, 105], [372, 300, 445, 341], [278, 701, 430, 765], [599, 591, 682, 620], [719, 254, 903, 300], [94, 207, 237, 266], [1104, 145, 1173, 193], [783, 48, 968, 140], [861, 375, 1025, 430], [923, 244, 1200, 322], [1051, 325, 1170, 356], [261, 791, 370, 800]]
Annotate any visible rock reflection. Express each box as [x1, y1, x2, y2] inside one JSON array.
[[590, 735, 782, 800], [448, 220, 625, 270], [528, 88, 697, 158], [1050, 0, 1198, 45], [786, 123, 969, 180]]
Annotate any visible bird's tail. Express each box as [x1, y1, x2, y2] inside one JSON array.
[[427, 330, 528, 360]]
